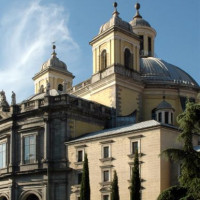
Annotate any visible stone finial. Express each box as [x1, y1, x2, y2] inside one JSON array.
[[52, 42, 57, 57], [134, 2, 142, 19], [112, 2, 119, 17], [11, 91, 16, 105]]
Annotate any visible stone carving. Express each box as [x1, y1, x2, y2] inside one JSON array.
[[11, 91, 16, 105], [0, 90, 9, 108], [39, 85, 44, 93], [46, 81, 50, 95]]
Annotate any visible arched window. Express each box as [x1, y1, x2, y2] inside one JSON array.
[[101, 50, 107, 70], [124, 48, 132, 69], [26, 194, 39, 200], [0, 196, 8, 200], [58, 84, 63, 91]]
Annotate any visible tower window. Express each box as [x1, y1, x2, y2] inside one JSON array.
[[148, 37, 152, 56], [124, 48, 132, 69], [139, 35, 144, 55], [158, 112, 162, 122], [101, 50, 107, 70], [165, 112, 169, 124], [58, 84, 63, 91]]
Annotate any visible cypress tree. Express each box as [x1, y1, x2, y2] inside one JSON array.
[[80, 153, 90, 200], [111, 170, 120, 200], [130, 149, 141, 200]]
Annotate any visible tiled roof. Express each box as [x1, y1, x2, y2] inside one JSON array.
[[66, 120, 176, 144]]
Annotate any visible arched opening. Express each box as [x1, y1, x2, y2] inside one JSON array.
[[58, 84, 63, 91], [101, 50, 107, 70], [26, 194, 39, 200], [0, 196, 8, 200], [39, 85, 44, 93], [124, 48, 132, 69]]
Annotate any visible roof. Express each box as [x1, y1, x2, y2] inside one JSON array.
[[130, 17, 151, 28], [66, 120, 177, 144], [140, 57, 199, 88], [156, 100, 173, 110], [99, 6, 133, 34], [24, 89, 61, 102]]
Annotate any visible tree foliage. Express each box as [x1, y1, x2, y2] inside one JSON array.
[[157, 185, 187, 200], [160, 102, 200, 199], [111, 170, 120, 200], [130, 149, 141, 200], [80, 153, 90, 200]]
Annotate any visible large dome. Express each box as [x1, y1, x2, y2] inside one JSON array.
[[140, 57, 199, 88]]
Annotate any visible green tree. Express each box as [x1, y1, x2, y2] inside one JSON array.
[[80, 153, 90, 200], [111, 170, 120, 200], [159, 101, 200, 199], [130, 149, 141, 200]]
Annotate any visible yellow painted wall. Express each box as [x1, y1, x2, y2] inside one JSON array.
[[91, 30, 140, 74], [72, 120, 104, 138], [90, 86, 115, 108], [118, 85, 139, 116], [34, 70, 73, 94]]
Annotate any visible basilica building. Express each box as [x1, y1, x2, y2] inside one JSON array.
[[0, 2, 199, 200]]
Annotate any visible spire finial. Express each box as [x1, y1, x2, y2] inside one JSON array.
[[134, 2, 142, 19], [112, 2, 119, 17], [52, 42, 57, 57], [163, 95, 166, 101]]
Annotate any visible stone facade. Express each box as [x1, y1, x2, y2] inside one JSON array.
[[0, 94, 111, 200]]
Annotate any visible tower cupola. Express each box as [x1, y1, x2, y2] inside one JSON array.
[[33, 45, 74, 94], [90, 2, 140, 74], [130, 3, 156, 57], [155, 97, 175, 125]]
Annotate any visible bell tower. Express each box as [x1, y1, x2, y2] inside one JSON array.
[[33, 45, 74, 94], [130, 3, 156, 57], [90, 2, 140, 74]]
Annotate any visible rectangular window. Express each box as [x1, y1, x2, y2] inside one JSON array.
[[103, 195, 109, 200], [103, 146, 109, 158], [0, 143, 6, 169], [77, 172, 82, 185], [139, 35, 144, 54], [165, 112, 169, 124], [77, 150, 83, 162], [158, 112, 162, 122], [132, 141, 138, 154], [148, 37, 152, 54], [103, 170, 109, 182], [24, 135, 36, 164]]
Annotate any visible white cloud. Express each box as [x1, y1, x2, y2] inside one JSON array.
[[0, 0, 79, 103]]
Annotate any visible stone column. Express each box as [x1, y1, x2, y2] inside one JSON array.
[[43, 115, 50, 161]]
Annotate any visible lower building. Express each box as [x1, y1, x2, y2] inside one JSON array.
[[66, 120, 199, 200]]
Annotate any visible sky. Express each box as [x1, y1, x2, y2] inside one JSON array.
[[0, 0, 199, 103]]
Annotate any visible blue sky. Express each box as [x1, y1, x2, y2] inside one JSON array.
[[0, 0, 199, 103]]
